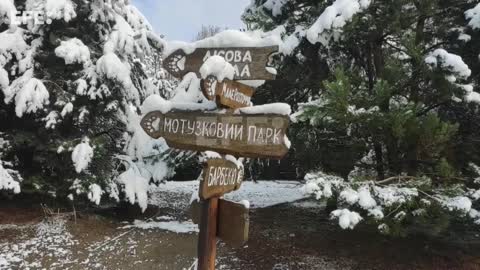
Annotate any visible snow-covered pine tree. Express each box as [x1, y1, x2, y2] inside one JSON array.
[[0, 0, 177, 210], [243, 0, 480, 234]]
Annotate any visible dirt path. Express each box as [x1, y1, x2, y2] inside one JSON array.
[[1, 200, 480, 269]]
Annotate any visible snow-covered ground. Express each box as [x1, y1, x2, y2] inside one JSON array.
[[149, 180, 307, 209], [0, 217, 77, 269], [0, 180, 309, 269]]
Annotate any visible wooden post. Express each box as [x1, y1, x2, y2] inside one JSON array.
[[197, 197, 219, 270]]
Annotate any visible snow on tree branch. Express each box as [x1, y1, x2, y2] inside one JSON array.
[[306, 0, 371, 45], [263, 0, 288, 17], [466, 3, 480, 29], [0, 162, 20, 194], [3, 73, 50, 118], [425, 49, 472, 79], [303, 170, 480, 231], [0, 0, 16, 26], [88, 184, 103, 205], [55, 38, 91, 65], [44, 0, 77, 22], [71, 138, 94, 173]]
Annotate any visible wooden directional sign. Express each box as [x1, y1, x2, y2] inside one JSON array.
[[164, 46, 278, 80], [199, 158, 244, 200], [191, 199, 249, 248], [201, 77, 254, 109], [140, 111, 290, 159]]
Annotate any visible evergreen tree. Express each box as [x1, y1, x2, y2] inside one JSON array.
[[0, 0, 178, 210], [243, 0, 480, 233]]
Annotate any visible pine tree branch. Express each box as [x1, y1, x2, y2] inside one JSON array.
[[375, 176, 416, 185]]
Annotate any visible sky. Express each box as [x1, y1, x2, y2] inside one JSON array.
[[132, 0, 251, 42]]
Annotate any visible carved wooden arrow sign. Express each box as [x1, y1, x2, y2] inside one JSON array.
[[199, 158, 244, 200], [202, 77, 254, 109], [163, 46, 278, 80], [140, 111, 289, 159]]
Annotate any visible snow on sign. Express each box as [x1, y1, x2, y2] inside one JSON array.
[[199, 158, 244, 200], [140, 111, 290, 159], [201, 77, 254, 109], [164, 46, 278, 80]]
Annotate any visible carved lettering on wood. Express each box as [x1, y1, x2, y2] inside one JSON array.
[[199, 158, 244, 200], [201, 77, 254, 109], [164, 46, 278, 80], [140, 111, 290, 159]]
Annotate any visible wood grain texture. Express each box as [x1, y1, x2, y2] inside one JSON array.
[[201, 77, 255, 109], [163, 46, 279, 80], [217, 199, 249, 248], [140, 110, 290, 159], [197, 197, 219, 270], [199, 158, 244, 200], [191, 199, 249, 248]]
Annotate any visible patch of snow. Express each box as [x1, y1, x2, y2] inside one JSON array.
[[339, 188, 359, 205], [292, 200, 325, 209], [165, 29, 278, 57], [96, 53, 133, 90], [240, 200, 250, 209], [0, 162, 20, 193], [368, 207, 384, 220], [88, 184, 103, 205], [223, 181, 306, 208], [443, 196, 472, 214], [330, 209, 362, 230], [201, 151, 222, 161], [0, 217, 76, 269], [0, 68, 9, 91], [373, 186, 418, 207], [199, 55, 235, 81], [358, 187, 377, 209], [394, 211, 406, 221], [140, 94, 216, 115], [105, 15, 135, 55], [150, 180, 307, 209], [122, 220, 198, 233], [0, 0, 16, 26], [306, 0, 371, 45], [4, 72, 50, 118], [0, 28, 29, 62], [45, 0, 77, 22], [116, 166, 149, 212], [469, 209, 480, 224], [44, 111, 59, 129], [263, 0, 288, 17], [458, 33, 471, 42], [465, 87, 480, 104], [55, 38, 91, 65], [235, 103, 291, 115], [466, 3, 480, 29], [75, 79, 88, 95], [61, 102, 73, 117], [71, 138, 94, 173], [425, 49, 471, 79]]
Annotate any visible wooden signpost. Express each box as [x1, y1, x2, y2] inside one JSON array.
[[190, 199, 249, 248], [202, 77, 255, 109], [146, 45, 284, 270], [164, 46, 279, 80], [199, 158, 244, 200], [140, 111, 290, 159]]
